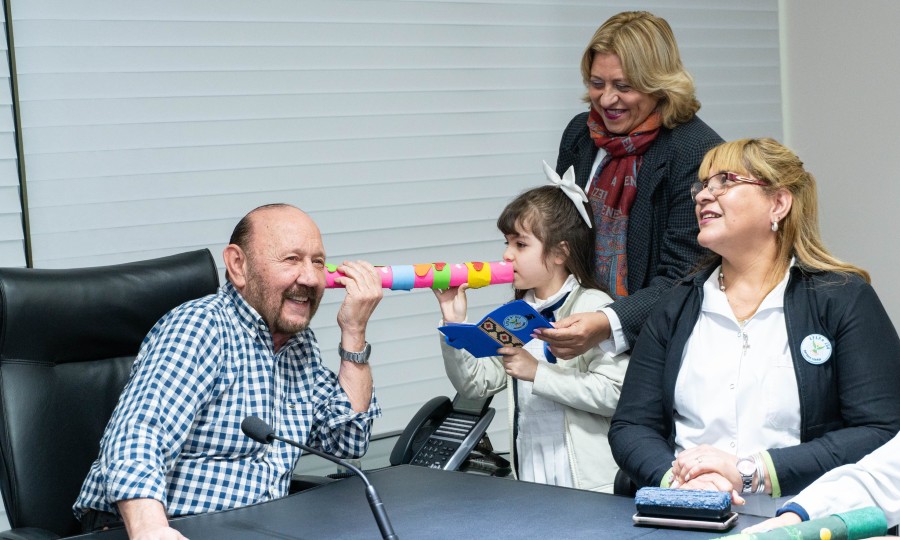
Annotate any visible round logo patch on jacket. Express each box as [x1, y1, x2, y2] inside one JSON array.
[[800, 334, 832, 365]]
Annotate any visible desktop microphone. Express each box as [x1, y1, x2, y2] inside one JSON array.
[[241, 415, 399, 540]]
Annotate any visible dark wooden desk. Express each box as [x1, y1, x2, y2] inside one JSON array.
[[71, 465, 763, 539]]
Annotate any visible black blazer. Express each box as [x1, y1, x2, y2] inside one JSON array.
[[609, 265, 900, 495], [556, 112, 722, 345]]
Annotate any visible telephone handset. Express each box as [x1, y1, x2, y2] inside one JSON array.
[[390, 393, 501, 472]]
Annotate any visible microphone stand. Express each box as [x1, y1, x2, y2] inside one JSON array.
[[269, 433, 399, 540], [242, 416, 398, 539]]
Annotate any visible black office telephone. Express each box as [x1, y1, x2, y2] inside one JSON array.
[[390, 393, 509, 475]]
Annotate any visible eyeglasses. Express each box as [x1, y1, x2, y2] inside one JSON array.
[[691, 171, 768, 199]]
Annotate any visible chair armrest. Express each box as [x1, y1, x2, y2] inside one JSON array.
[[289, 475, 338, 493], [0, 527, 61, 540]]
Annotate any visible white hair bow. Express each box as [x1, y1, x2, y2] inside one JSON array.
[[542, 160, 592, 229]]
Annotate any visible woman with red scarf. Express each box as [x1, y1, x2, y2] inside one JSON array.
[[535, 11, 722, 359]]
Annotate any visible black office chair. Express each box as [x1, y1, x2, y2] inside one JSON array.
[[0, 250, 219, 539], [613, 468, 638, 497]]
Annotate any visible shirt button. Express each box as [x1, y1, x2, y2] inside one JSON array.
[[730, 442, 736, 448], [729, 383, 735, 390]]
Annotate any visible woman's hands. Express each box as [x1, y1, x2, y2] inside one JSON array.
[[433, 284, 468, 323], [533, 311, 610, 359], [676, 472, 745, 505], [671, 444, 746, 504], [672, 444, 740, 489]]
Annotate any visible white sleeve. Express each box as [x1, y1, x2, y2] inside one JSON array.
[[439, 334, 507, 400], [789, 433, 900, 527], [598, 306, 630, 355], [531, 347, 628, 416], [531, 288, 630, 416]]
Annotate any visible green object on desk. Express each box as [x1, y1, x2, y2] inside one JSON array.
[[720, 506, 886, 540]]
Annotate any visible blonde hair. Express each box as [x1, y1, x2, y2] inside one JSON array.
[[580, 11, 700, 129], [699, 138, 870, 283]]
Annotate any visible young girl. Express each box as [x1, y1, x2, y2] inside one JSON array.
[[434, 164, 629, 492]]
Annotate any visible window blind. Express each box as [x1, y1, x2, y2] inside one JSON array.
[[7, 0, 780, 450], [0, 6, 24, 268]]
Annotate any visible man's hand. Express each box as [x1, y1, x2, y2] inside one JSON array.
[[334, 260, 381, 412], [131, 526, 189, 540], [118, 499, 188, 540], [532, 311, 610, 359], [498, 347, 539, 381], [334, 260, 383, 349]]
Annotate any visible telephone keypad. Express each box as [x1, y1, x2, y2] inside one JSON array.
[[411, 413, 480, 469]]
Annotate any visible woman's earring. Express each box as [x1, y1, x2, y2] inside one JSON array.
[[771, 220, 779, 232]]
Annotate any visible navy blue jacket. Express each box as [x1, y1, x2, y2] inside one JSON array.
[[556, 112, 722, 346], [609, 265, 900, 496]]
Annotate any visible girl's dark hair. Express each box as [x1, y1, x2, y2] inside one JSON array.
[[497, 185, 604, 299]]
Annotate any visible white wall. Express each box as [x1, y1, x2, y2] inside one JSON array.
[[780, 0, 900, 324]]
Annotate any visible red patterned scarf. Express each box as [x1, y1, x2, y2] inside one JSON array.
[[586, 108, 661, 298]]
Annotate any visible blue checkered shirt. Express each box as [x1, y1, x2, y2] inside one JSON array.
[[73, 281, 380, 518]]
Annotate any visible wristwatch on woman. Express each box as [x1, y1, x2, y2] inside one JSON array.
[[736, 456, 756, 494]]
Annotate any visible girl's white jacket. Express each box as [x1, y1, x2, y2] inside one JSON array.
[[440, 283, 630, 493]]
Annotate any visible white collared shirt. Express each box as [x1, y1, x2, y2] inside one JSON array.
[[674, 265, 801, 458], [515, 274, 578, 487]]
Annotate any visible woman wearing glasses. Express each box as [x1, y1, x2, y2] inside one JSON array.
[[536, 11, 722, 362], [608, 138, 900, 516]]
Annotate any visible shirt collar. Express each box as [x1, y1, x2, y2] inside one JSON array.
[[702, 258, 795, 317], [223, 281, 267, 339], [525, 274, 578, 312]]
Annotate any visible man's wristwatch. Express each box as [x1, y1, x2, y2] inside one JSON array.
[[338, 342, 371, 364], [736, 456, 756, 494]]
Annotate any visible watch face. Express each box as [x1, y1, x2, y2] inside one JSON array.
[[736, 459, 755, 475]]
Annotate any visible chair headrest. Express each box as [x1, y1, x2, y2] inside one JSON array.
[[0, 249, 220, 365]]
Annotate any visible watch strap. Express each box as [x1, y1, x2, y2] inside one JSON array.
[[736, 457, 755, 494], [338, 342, 371, 364]]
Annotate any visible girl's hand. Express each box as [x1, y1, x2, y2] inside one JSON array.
[[498, 347, 538, 381], [671, 444, 740, 491], [432, 284, 468, 323]]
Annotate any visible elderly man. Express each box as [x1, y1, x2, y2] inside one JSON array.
[[74, 204, 383, 540]]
